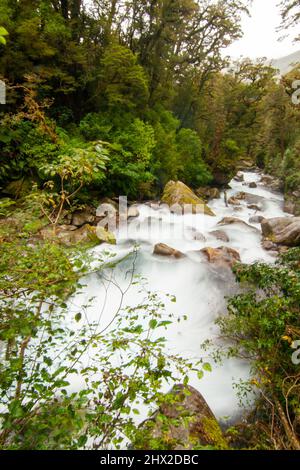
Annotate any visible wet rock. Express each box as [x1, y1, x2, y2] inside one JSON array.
[[233, 192, 266, 210], [284, 199, 295, 215], [260, 175, 283, 191], [262, 240, 278, 251], [72, 206, 95, 227], [234, 172, 244, 182], [237, 160, 255, 171], [39, 224, 115, 246], [209, 230, 230, 243], [200, 246, 241, 268], [249, 215, 265, 224], [95, 226, 116, 244], [248, 182, 257, 188], [218, 217, 260, 232], [188, 227, 206, 241], [153, 243, 185, 259], [261, 217, 300, 246], [228, 196, 241, 206], [247, 204, 262, 211], [127, 205, 140, 218], [134, 385, 228, 450], [161, 181, 215, 216], [196, 187, 220, 201]]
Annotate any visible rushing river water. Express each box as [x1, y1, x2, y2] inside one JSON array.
[[68, 170, 289, 422]]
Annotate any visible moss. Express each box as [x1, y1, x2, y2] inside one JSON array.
[[202, 416, 229, 450], [161, 181, 215, 216]]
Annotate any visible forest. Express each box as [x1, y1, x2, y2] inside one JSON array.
[[0, 0, 300, 452]]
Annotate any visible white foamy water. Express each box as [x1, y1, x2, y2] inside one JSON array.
[[67, 171, 288, 420]]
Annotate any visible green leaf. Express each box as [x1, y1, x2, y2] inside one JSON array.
[[149, 319, 158, 329], [203, 362, 212, 372], [75, 312, 82, 322]]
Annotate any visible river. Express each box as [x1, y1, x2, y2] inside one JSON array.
[[68, 170, 288, 422]]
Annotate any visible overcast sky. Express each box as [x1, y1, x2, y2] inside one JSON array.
[[227, 0, 299, 59]]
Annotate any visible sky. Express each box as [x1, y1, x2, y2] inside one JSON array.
[[226, 0, 299, 60]]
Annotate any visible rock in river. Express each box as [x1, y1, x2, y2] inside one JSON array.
[[153, 243, 185, 259], [200, 246, 241, 268], [218, 217, 259, 232], [261, 217, 300, 246], [209, 230, 230, 243], [161, 180, 215, 216]]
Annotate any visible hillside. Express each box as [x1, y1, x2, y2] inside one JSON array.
[[271, 50, 300, 75]]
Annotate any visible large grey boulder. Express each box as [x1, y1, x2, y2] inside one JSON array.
[[261, 217, 300, 246]]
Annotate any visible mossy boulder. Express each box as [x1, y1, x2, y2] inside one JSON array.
[[133, 385, 228, 450], [3, 178, 34, 199], [161, 181, 215, 216], [39, 224, 116, 246]]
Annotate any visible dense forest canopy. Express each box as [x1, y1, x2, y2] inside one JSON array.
[[0, 0, 299, 201]]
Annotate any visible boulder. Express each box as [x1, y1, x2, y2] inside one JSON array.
[[237, 160, 255, 170], [262, 240, 278, 251], [234, 172, 244, 182], [234, 192, 265, 206], [249, 215, 265, 224], [218, 217, 259, 232], [248, 182, 257, 188], [260, 175, 283, 191], [161, 181, 215, 216], [127, 205, 140, 218], [39, 224, 115, 246], [200, 246, 241, 268], [95, 226, 116, 244], [284, 199, 295, 215], [134, 385, 228, 450], [247, 204, 262, 211], [209, 230, 230, 243], [153, 243, 185, 259], [261, 217, 300, 246], [228, 196, 241, 206], [3, 177, 34, 199], [188, 227, 206, 241], [72, 207, 95, 227], [196, 187, 220, 201]]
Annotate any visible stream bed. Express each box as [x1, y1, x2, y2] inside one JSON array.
[[68, 170, 289, 421]]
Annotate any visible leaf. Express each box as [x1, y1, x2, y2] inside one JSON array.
[[197, 370, 204, 380], [0, 27, 8, 36], [149, 319, 158, 329], [75, 312, 82, 322], [203, 362, 212, 372]]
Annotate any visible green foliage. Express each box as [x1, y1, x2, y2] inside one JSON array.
[[214, 249, 300, 449], [0, 243, 198, 449], [0, 26, 8, 45], [176, 128, 212, 187], [99, 43, 149, 112]]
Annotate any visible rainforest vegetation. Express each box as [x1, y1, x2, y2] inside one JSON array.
[[0, 0, 300, 451]]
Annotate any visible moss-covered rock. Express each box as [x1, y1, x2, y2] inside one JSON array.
[[39, 224, 116, 246], [161, 181, 215, 216], [133, 384, 228, 450], [3, 178, 34, 199]]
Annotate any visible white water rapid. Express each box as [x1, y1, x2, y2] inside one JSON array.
[[69, 170, 289, 422]]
